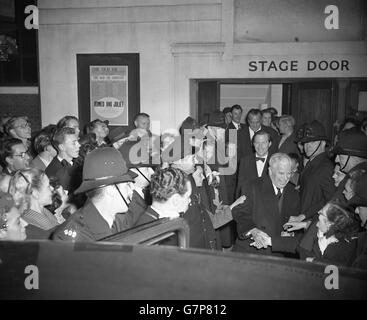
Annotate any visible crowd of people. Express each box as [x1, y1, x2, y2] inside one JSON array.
[[0, 107, 367, 270]]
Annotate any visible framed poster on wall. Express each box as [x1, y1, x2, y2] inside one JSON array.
[[77, 53, 139, 130], [90, 65, 128, 125]]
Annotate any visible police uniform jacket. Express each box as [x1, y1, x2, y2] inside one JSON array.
[[52, 201, 127, 241], [299, 152, 336, 219]]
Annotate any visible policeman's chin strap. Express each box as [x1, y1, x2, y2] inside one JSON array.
[[136, 167, 150, 184], [339, 155, 350, 174], [114, 184, 129, 207], [305, 141, 322, 159]]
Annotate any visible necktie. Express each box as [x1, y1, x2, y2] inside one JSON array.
[[256, 157, 265, 163], [276, 187, 283, 213], [276, 187, 282, 199]]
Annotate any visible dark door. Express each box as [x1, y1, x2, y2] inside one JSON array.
[[198, 81, 219, 124], [290, 81, 336, 139], [76, 53, 140, 131]]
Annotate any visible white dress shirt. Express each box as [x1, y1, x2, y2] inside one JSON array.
[[255, 153, 268, 177], [232, 121, 241, 130], [272, 183, 283, 196]]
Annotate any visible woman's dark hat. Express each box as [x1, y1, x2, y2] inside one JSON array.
[[333, 129, 367, 159], [74, 147, 137, 194], [299, 120, 329, 143]]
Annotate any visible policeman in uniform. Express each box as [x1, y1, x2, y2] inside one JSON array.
[[52, 147, 137, 241]]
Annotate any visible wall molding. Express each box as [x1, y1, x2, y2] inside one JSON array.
[[0, 87, 39, 94]]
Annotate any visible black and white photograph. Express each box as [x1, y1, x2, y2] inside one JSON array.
[[0, 0, 367, 304]]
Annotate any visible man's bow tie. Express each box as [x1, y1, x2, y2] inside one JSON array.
[[255, 157, 265, 163]]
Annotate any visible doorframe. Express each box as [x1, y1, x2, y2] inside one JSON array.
[[192, 77, 367, 139]]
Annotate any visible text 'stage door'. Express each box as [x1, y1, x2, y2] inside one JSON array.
[[77, 53, 140, 131]]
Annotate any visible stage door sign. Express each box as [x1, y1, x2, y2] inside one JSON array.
[[90, 66, 128, 126]]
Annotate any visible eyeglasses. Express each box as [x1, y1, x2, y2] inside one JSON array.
[[13, 152, 28, 159], [14, 122, 30, 129]]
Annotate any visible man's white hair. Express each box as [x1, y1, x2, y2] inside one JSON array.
[[269, 153, 292, 168]]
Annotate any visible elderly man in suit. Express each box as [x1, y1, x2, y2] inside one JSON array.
[[236, 130, 273, 197], [233, 153, 300, 256]]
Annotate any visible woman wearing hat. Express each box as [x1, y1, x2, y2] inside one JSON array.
[[9, 168, 61, 239], [52, 147, 137, 242], [0, 191, 27, 241], [255, 201, 360, 267]]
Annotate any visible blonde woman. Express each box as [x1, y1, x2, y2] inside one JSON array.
[[9, 168, 61, 239]]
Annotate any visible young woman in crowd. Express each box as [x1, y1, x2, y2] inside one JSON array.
[[8, 168, 61, 239], [84, 119, 110, 147]]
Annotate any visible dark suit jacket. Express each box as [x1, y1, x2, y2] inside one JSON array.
[[277, 132, 300, 156], [45, 157, 82, 194], [237, 125, 279, 158], [236, 153, 270, 198], [31, 155, 47, 171], [299, 152, 336, 219], [233, 176, 300, 255], [45, 157, 63, 179], [224, 122, 244, 203]]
